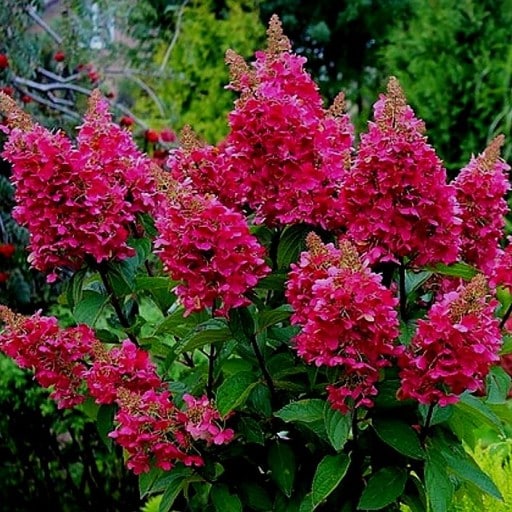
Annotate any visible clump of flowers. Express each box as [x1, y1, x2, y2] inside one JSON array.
[[85, 340, 163, 404], [223, 15, 353, 228], [453, 135, 510, 275], [286, 235, 400, 413], [153, 168, 270, 316], [0, 91, 155, 281], [0, 306, 95, 408], [340, 77, 461, 266], [397, 275, 502, 406]]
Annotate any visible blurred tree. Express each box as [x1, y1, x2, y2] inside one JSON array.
[[380, 0, 512, 172]]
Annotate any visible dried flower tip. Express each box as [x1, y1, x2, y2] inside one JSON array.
[[267, 14, 291, 54], [0, 305, 25, 330], [450, 274, 487, 320], [116, 387, 141, 408], [338, 240, 363, 271], [378, 76, 407, 129], [179, 125, 203, 152], [329, 92, 346, 117], [0, 93, 33, 130], [150, 163, 179, 198], [305, 232, 328, 256], [479, 134, 505, 172], [225, 49, 255, 91]]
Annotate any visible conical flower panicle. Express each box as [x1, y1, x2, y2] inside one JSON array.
[[454, 135, 510, 274], [1, 91, 156, 281], [154, 178, 270, 316], [286, 237, 400, 413], [224, 16, 353, 228], [341, 77, 461, 266], [397, 275, 502, 406]]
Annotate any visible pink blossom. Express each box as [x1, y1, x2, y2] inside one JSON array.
[[0, 306, 95, 408], [340, 77, 461, 266], [397, 275, 502, 406], [153, 172, 270, 316], [1, 90, 155, 280], [223, 16, 353, 227], [454, 135, 510, 274]]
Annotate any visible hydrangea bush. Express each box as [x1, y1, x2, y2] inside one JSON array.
[[1, 15, 512, 512]]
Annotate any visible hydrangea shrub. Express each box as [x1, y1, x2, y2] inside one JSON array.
[[1, 15, 511, 512]]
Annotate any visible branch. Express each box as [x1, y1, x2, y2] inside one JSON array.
[[25, 6, 63, 44], [14, 87, 81, 119], [13, 75, 92, 96], [159, 0, 189, 72]]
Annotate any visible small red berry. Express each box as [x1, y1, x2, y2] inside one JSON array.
[[145, 129, 160, 143], [0, 272, 9, 283], [0, 244, 16, 258], [21, 95, 32, 104], [120, 115, 134, 127], [159, 128, 176, 143], [0, 86, 14, 97], [0, 54, 9, 70], [54, 51, 66, 62]]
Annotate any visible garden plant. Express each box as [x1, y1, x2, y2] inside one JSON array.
[[1, 15, 511, 512]]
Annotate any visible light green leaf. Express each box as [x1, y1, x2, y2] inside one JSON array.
[[429, 262, 477, 280], [357, 467, 407, 510], [178, 327, 232, 353], [312, 453, 351, 508], [425, 451, 454, 512], [73, 291, 108, 326]]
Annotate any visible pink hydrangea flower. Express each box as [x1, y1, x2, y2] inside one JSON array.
[[1, 91, 155, 281], [85, 340, 162, 404], [181, 394, 234, 445], [110, 388, 202, 475], [223, 16, 353, 228], [340, 77, 461, 266], [0, 306, 95, 408], [153, 171, 270, 316], [397, 275, 502, 406], [491, 242, 512, 290], [454, 135, 510, 275], [286, 237, 400, 412]]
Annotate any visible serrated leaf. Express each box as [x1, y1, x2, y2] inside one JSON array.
[[257, 305, 293, 332], [159, 472, 188, 512], [373, 418, 424, 460], [73, 291, 109, 326], [454, 393, 504, 432], [139, 467, 163, 498], [277, 225, 310, 269], [324, 404, 350, 451], [275, 399, 325, 424], [429, 262, 477, 280], [216, 371, 258, 416], [211, 484, 242, 512], [268, 442, 296, 498], [357, 467, 407, 510], [299, 494, 314, 512], [312, 453, 351, 508], [486, 366, 512, 404], [139, 296, 165, 323]]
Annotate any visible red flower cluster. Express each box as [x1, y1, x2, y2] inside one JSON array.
[[223, 15, 353, 227], [286, 235, 400, 413], [1, 90, 155, 281], [397, 275, 502, 406], [0, 306, 94, 408], [340, 77, 461, 266], [454, 135, 510, 274], [154, 171, 269, 316]]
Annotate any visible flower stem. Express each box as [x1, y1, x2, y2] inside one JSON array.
[[250, 333, 277, 404], [421, 403, 436, 443], [206, 344, 216, 400], [98, 265, 139, 346], [500, 303, 512, 329]]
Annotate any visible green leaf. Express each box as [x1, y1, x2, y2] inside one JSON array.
[[312, 453, 351, 508], [256, 273, 287, 291], [238, 417, 265, 445], [178, 327, 232, 353], [424, 451, 454, 512], [324, 404, 351, 451], [419, 404, 454, 426], [357, 467, 407, 510], [275, 399, 325, 424], [159, 471, 189, 512], [216, 371, 258, 417], [96, 404, 115, 448], [139, 296, 165, 323], [139, 467, 163, 498], [429, 262, 477, 280], [373, 418, 425, 460], [268, 442, 296, 498], [486, 366, 512, 404], [66, 268, 87, 308], [135, 276, 177, 310], [299, 494, 314, 512], [500, 334, 512, 355], [249, 383, 272, 418], [257, 305, 293, 332], [405, 270, 433, 295], [211, 484, 243, 512], [454, 393, 504, 433], [73, 290, 108, 326], [240, 482, 273, 511], [277, 225, 310, 269]]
